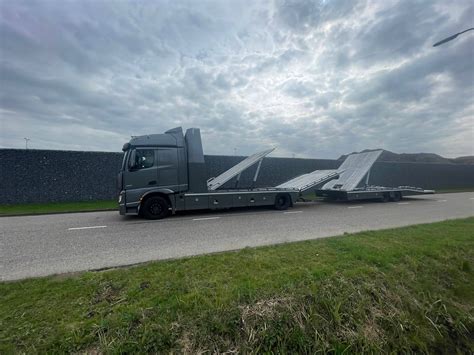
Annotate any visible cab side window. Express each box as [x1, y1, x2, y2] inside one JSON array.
[[134, 149, 155, 169], [158, 148, 177, 166]]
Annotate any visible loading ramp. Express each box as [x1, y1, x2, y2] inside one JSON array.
[[207, 148, 275, 191], [322, 150, 383, 191], [276, 169, 341, 193]]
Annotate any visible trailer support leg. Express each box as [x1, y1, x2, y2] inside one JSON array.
[[365, 168, 371, 187], [251, 159, 263, 189], [234, 173, 242, 188]]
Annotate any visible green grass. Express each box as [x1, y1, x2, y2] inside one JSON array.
[[1, 218, 473, 353], [0, 200, 116, 215]]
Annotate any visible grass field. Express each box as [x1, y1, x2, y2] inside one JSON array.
[[0, 200, 116, 215], [1, 218, 473, 353]]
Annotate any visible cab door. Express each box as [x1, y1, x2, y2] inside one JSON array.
[[157, 148, 179, 189], [123, 148, 159, 190]]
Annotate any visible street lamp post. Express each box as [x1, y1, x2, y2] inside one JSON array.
[[433, 27, 474, 47], [24, 137, 30, 150]]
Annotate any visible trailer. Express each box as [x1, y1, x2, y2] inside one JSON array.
[[314, 150, 434, 202], [118, 127, 338, 219]]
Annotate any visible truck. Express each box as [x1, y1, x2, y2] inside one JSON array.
[[118, 127, 320, 219], [118, 127, 433, 219]]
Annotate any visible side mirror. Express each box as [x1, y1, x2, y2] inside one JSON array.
[[128, 150, 137, 170]]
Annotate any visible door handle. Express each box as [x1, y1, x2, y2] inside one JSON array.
[[148, 180, 157, 185]]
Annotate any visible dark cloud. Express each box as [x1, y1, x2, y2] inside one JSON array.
[[0, 0, 472, 158]]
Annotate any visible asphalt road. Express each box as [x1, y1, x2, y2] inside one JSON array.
[[2, 192, 473, 281]]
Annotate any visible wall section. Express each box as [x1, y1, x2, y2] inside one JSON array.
[[1, 149, 473, 204]]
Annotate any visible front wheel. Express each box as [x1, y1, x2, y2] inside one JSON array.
[[274, 193, 291, 210], [141, 196, 170, 220]]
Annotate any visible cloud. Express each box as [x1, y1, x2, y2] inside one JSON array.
[[0, 0, 473, 158]]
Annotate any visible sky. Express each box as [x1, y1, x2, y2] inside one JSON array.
[[0, 0, 473, 158]]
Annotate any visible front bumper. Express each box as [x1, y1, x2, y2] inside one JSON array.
[[118, 191, 140, 215]]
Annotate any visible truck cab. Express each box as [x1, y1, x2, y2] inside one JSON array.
[[118, 127, 208, 218]]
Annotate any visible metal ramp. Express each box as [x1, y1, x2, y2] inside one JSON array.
[[322, 150, 383, 191], [276, 169, 341, 192], [207, 148, 275, 190]]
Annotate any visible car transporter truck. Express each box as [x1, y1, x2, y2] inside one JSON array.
[[118, 127, 433, 219]]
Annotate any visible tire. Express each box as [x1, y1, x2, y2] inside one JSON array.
[[381, 193, 390, 202], [274, 193, 291, 210], [141, 196, 170, 220], [391, 191, 402, 202]]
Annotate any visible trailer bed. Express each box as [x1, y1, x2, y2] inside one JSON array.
[[316, 186, 435, 201]]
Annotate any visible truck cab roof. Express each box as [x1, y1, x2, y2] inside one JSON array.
[[122, 127, 185, 151]]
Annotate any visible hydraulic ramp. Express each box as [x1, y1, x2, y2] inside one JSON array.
[[276, 150, 382, 194], [276, 169, 341, 193], [207, 148, 275, 190], [322, 150, 383, 191]]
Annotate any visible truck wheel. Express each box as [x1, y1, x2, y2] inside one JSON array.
[[274, 193, 291, 210], [391, 191, 402, 202], [141, 196, 170, 220], [381, 193, 390, 202]]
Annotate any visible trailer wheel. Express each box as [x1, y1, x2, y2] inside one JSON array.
[[391, 191, 402, 202], [274, 193, 291, 210], [141, 196, 170, 220], [381, 193, 390, 202]]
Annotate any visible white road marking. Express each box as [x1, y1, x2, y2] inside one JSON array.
[[193, 217, 221, 221], [437, 200, 447, 202], [348, 206, 363, 209], [398, 202, 410, 205], [283, 210, 303, 214], [68, 225, 107, 231], [470, 197, 474, 200]]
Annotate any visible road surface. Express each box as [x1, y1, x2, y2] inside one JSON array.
[[2, 192, 473, 281]]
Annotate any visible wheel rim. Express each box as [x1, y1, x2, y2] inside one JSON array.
[[149, 202, 162, 215]]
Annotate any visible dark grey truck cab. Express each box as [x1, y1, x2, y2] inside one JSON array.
[[118, 127, 298, 219]]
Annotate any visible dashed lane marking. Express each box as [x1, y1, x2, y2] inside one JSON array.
[[397, 202, 410, 205], [68, 225, 107, 231], [283, 210, 303, 214], [437, 200, 447, 202], [192, 217, 221, 221], [348, 206, 363, 209]]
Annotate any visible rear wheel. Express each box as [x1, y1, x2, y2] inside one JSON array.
[[391, 191, 402, 202], [381, 193, 390, 202], [141, 196, 170, 220], [274, 193, 291, 210]]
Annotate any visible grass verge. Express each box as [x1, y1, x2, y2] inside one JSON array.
[[1, 218, 473, 353], [0, 200, 116, 216]]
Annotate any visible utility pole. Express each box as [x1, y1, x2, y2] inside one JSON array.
[[24, 137, 30, 150]]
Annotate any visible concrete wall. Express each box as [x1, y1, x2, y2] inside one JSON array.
[[1, 148, 473, 204]]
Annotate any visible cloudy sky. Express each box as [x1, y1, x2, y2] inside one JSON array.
[[0, 0, 473, 158]]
